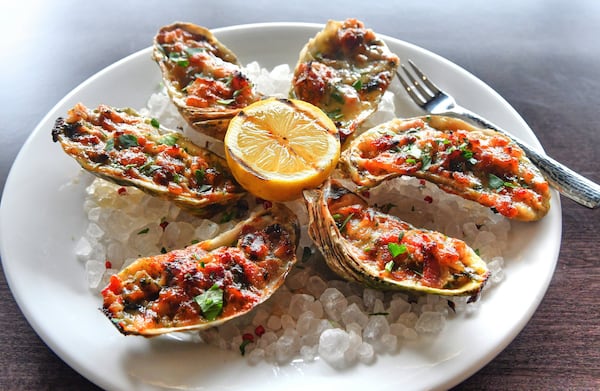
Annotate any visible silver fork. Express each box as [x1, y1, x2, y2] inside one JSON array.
[[397, 59, 600, 209]]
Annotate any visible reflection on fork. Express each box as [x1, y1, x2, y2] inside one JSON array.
[[394, 60, 600, 209]]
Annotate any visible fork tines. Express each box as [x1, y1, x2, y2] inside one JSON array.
[[396, 60, 442, 108]]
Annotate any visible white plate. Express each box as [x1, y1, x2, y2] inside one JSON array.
[[0, 23, 561, 390]]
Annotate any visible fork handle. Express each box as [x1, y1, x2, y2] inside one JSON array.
[[443, 108, 600, 209]]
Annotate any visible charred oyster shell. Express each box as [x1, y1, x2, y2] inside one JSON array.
[[304, 179, 489, 300]]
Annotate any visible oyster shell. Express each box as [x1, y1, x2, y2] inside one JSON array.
[[305, 179, 489, 300], [52, 103, 245, 216], [341, 115, 551, 221], [153, 22, 261, 141], [101, 204, 299, 336], [291, 18, 399, 144]]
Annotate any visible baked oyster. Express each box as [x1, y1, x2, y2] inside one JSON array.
[[341, 115, 551, 221], [304, 179, 489, 301], [101, 204, 299, 336], [52, 103, 245, 216], [153, 22, 262, 141], [290, 18, 399, 144]]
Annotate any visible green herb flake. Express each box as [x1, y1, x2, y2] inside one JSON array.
[[104, 138, 115, 151], [421, 154, 432, 170], [194, 284, 224, 321], [385, 260, 395, 272], [217, 98, 236, 105], [388, 242, 408, 258], [195, 169, 205, 184], [352, 79, 363, 91], [474, 248, 481, 256], [488, 173, 505, 190], [150, 118, 160, 129], [336, 213, 354, 232], [239, 339, 251, 356], [184, 47, 205, 56], [118, 134, 139, 149], [157, 134, 178, 146], [405, 158, 417, 164], [327, 109, 344, 121], [169, 52, 189, 67], [137, 228, 150, 235], [160, 247, 167, 254]]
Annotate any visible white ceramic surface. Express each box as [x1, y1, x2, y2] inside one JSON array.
[[0, 23, 561, 391]]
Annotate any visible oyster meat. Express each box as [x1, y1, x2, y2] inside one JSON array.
[[52, 103, 245, 216], [341, 115, 551, 221], [291, 18, 399, 144], [101, 204, 299, 336], [153, 22, 262, 141], [304, 180, 489, 300]]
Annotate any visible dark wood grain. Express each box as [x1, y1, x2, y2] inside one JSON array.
[[1, 1, 598, 390]]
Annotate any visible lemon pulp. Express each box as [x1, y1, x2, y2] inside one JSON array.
[[224, 98, 340, 202]]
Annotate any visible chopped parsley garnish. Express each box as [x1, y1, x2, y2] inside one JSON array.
[[169, 51, 189, 67], [488, 173, 504, 189], [137, 228, 150, 235], [194, 284, 224, 321], [184, 47, 205, 56], [388, 242, 408, 258], [239, 339, 251, 356], [352, 79, 363, 91], [421, 154, 432, 170], [488, 173, 516, 190], [150, 118, 160, 129], [335, 213, 354, 232], [118, 134, 139, 149], [327, 109, 344, 121], [385, 260, 395, 272], [195, 169, 205, 183], [157, 134, 178, 146], [104, 138, 114, 151]]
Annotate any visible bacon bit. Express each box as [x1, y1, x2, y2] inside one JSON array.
[[242, 333, 255, 342], [117, 187, 127, 195], [105, 260, 112, 269], [424, 195, 433, 204], [254, 325, 266, 337], [160, 221, 169, 230]]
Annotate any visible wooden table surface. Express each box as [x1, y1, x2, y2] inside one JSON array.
[[1, 1, 598, 390]]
